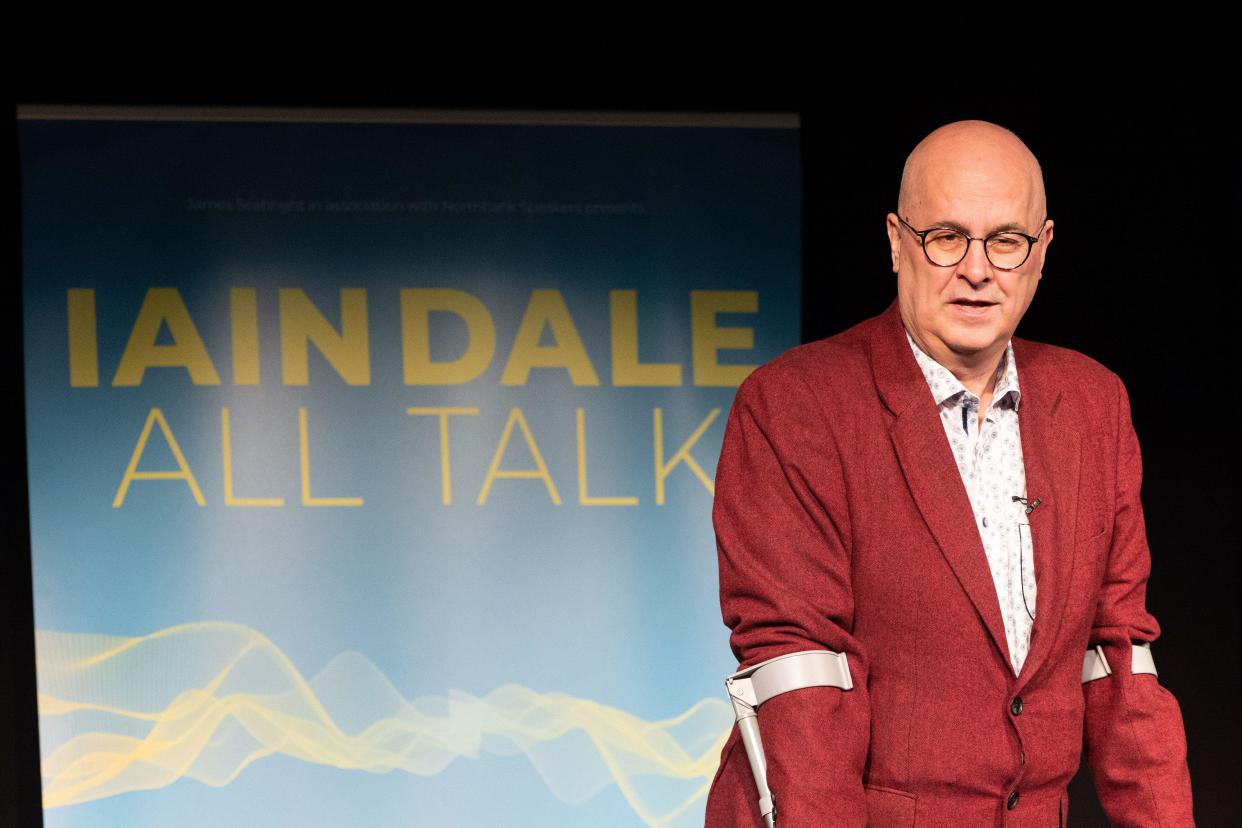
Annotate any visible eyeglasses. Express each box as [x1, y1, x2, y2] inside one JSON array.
[[896, 214, 1047, 270]]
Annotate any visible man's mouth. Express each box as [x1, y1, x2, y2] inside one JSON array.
[[951, 300, 996, 307]]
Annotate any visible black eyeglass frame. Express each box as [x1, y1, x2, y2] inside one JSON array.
[[896, 214, 1049, 271]]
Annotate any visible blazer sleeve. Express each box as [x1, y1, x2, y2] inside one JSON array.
[[713, 364, 871, 826], [1082, 373, 1195, 826]]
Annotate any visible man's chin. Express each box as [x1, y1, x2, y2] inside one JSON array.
[[942, 329, 997, 355]]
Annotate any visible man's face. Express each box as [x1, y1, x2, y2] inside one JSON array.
[[886, 142, 1053, 362]]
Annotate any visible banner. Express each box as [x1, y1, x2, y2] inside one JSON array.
[[20, 109, 801, 826]]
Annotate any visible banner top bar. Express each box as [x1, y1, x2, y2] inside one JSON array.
[[16, 105, 799, 128]]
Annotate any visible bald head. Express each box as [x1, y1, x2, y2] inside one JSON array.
[[897, 120, 1046, 228], [886, 118, 1055, 383]]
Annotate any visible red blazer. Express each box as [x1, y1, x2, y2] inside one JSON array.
[[705, 298, 1193, 827]]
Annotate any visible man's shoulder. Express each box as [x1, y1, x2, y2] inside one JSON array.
[[1012, 333, 1123, 409], [741, 313, 877, 396]]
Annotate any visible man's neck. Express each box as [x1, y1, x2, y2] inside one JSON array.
[[912, 332, 1004, 401], [950, 355, 1001, 402]]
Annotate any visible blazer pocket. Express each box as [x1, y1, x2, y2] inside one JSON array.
[[1072, 527, 1110, 584], [1074, 523, 1109, 547], [865, 784, 916, 827]]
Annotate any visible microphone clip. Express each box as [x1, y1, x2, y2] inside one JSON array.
[[1012, 495, 1043, 515]]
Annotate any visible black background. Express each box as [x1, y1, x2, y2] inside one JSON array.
[[6, 81, 1236, 827]]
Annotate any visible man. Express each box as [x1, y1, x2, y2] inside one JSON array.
[[704, 120, 1193, 826]]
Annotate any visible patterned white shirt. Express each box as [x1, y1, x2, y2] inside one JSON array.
[[905, 329, 1037, 676]]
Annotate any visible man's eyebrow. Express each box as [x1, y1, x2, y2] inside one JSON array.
[[926, 219, 1031, 234]]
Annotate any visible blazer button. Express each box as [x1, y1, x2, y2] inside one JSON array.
[[1007, 790, 1020, 810], [1010, 695, 1024, 716]]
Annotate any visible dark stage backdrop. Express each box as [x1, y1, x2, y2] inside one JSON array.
[[7, 94, 1237, 827]]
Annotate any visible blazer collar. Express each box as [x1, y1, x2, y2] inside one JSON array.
[[867, 297, 1082, 686]]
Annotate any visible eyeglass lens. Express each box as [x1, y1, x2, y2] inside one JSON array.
[[925, 230, 1031, 269]]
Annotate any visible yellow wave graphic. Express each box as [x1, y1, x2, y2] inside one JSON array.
[[35, 622, 732, 826]]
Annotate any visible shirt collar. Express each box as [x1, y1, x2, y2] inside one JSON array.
[[904, 327, 1022, 411]]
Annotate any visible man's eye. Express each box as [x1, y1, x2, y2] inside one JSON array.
[[928, 232, 961, 245], [988, 237, 1023, 251]]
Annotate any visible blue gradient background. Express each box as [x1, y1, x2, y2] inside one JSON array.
[[20, 117, 800, 826]]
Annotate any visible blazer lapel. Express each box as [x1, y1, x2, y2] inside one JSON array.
[[1011, 337, 1082, 688], [867, 298, 1083, 681], [869, 299, 1013, 670]]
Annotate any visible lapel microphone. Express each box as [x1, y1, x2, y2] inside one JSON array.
[[1012, 495, 1043, 515]]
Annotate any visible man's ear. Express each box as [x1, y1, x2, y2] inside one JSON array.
[[885, 213, 902, 273], [1033, 219, 1054, 273]]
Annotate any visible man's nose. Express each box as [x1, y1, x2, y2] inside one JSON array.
[[956, 237, 993, 284]]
